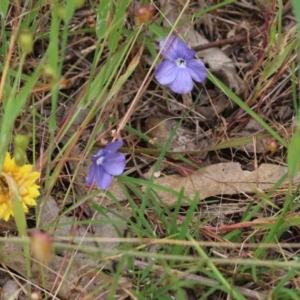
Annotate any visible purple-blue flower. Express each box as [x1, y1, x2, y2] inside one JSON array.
[[155, 35, 207, 94], [86, 139, 126, 190]]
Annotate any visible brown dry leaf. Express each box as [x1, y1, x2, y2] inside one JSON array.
[[146, 163, 297, 206], [145, 116, 196, 152], [92, 207, 132, 250], [40, 195, 131, 253], [1, 279, 20, 300], [230, 118, 270, 153], [210, 69, 245, 97], [195, 91, 230, 119]]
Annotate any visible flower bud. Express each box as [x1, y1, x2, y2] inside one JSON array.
[[29, 229, 53, 265], [31, 291, 42, 300], [14, 134, 30, 166], [266, 138, 279, 153], [135, 5, 155, 26], [42, 64, 57, 84], [74, 0, 85, 9], [14, 147, 27, 167], [18, 28, 33, 55], [14, 134, 30, 150], [86, 14, 96, 28], [57, 5, 66, 19]]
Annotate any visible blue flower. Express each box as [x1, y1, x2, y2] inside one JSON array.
[[155, 35, 207, 94], [86, 140, 126, 190]]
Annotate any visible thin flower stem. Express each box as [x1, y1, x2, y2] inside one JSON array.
[[116, 0, 191, 134]]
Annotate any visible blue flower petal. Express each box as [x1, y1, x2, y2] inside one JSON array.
[[155, 60, 178, 85], [104, 139, 123, 153], [168, 69, 194, 94], [94, 165, 113, 189], [86, 163, 97, 186], [92, 149, 104, 162], [186, 59, 207, 82], [178, 44, 196, 60], [160, 36, 195, 60], [86, 139, 126, 190], [103, 152, 126, 175], [159, 36, 180, 60]]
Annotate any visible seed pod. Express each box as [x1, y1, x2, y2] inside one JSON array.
[[266, 138, 279, 153], [14, 148, 26, 167], [135, 5, 155, 26], [29, 229, 53, 265], [31, 291, 42, 300], [14, 134, 30, 166], [42, 64, 57, 83], [86, 14, 95, 28], [18, 28, 33, 55], [57, 5, 66, 19], [74, 0, 85, 9], [14, 134, 30, 150]]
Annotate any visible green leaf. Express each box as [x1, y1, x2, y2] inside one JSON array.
[[107, 42, 144, 100], [96, 0, 111, 38], [265, 39, 297, 79], [0, 0, 9, 16], [107, 0, 131, 52], [287, 129, 300, 177], [87, 41, 132, 102]]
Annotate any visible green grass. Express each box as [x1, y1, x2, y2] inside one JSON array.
[[0, 0, 300, 299]]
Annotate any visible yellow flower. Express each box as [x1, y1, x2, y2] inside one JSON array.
[[0, 152, 40, 221]]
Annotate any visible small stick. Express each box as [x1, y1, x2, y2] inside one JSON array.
[[191, 26, 262, 52], [192, 1, 292, 52]]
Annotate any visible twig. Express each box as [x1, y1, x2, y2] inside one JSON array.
[[192, 1, 292, 52], [191, 26, 262, 52]]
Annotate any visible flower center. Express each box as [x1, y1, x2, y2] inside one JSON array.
[[96, 156, 104, 166], [176, 58, 186, 68], [0, 176, 10, 204]]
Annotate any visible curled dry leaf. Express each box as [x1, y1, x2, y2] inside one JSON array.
[[145, 116, 196, 153], [210, 68, 245, 97], [230, 118, 270, 153], [196, 90, 230, 119], [144, 162, 299, 206]]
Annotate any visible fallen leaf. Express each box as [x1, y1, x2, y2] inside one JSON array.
[[1, 242, 105, 299], [1, 279, 20, 300], [145, 163, 298, 206], [92, 207, 132, 250], [145, 116, 196, 153]]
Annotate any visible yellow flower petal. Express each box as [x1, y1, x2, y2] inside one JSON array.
[[0, 152, 41, 221]]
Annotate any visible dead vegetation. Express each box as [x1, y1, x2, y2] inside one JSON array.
[[1, 0, 300, 299]]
